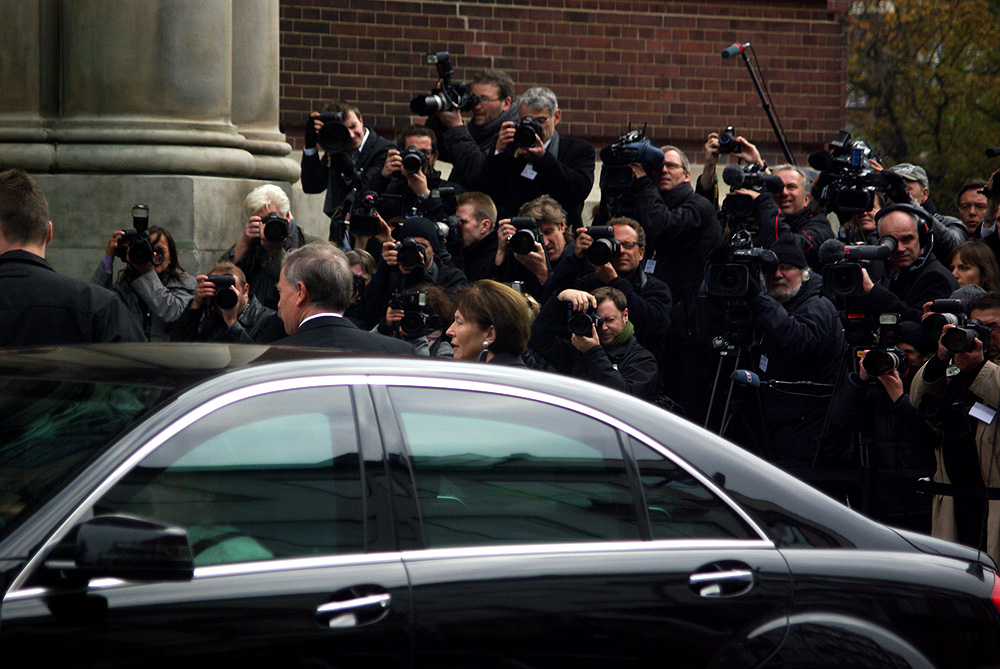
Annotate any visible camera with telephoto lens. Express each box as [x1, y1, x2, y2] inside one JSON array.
[[718, 126, 739, 154], [706, 243, 777, 299], [115, 204, 156, 267], [507, 216, 540, 255], [809, 130, 886, 217], [205, 274, 238, 310], [861, 313, 908, 377], [568, 307, 604, 337], [401, 146, 427, 174], [942, 319, 992, 355], [393, 237, 427, 271], [513, 117, 543, 150], [389, 289, 437, 337], [409, 52, 478, 115], [922, 299, 969, 340], [586, 225, 620, 266], [261, 211, 288, 244], [598, 127, 665, 193], [315, 111, 352, 153]]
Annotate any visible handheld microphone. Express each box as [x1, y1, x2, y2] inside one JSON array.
[[986, 146, 1000, 158], [731, 369, 835, 391], [721, 43, 748, 59]]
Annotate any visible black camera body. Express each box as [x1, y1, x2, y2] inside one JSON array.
[[809, 130, 885, 217], [719, 164, 784, 233], [586, 225, 620, 266], [513, 117, 543, 149], [706, 246, 777, 299], [922, 299, 968, 339], [943, 318, 992, 355], [401, 146, 427, 174], [205, 274, 238, 310], [599, 128, 665, 193], [116, 204, 156, 267], [261, 212, 289, 244], [409, 52, 478, 115], [394, 237, 427, 271], [568, 308, 604, 338], [718, 126, 738, 154], [861, 313, 907, 377], [348, 191, 383, 238], [507, 217, 540, 255], [315, 111, 352, 153], [389, 289, 438, 337]]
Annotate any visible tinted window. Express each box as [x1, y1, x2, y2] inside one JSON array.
[[94, 386, 363, 565], [388, 387, 639, 547], [626, 436, 756, 540]]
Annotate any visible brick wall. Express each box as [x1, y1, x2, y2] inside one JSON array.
[[279, 0, 847, 165]]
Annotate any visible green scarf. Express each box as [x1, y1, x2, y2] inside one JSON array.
[[610, 320, 635, 348]]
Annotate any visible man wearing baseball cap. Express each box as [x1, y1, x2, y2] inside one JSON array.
[[887, 162, 966, 265]]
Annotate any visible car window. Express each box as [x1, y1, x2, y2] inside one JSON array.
[[625, 435, 756, 540], [387, 386, 639, 548], [92, 386, 363, 565]]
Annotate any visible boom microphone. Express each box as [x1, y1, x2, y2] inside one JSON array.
[[721, 43, 749, 59], [818, 236, 898, 265], [730, 369, 760, 388]]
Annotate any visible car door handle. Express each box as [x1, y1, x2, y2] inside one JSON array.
[[316, 593, 392, 628], [689, 568, 754, 598]]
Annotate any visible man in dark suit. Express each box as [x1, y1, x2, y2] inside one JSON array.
[[300, 101, 396, 247], [0, 169, 144, 346], [482, 87, 595, 230], [274, 241, 413, 354]]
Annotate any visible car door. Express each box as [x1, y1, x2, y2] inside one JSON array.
[[373, 381, 792, 668], [1, 382, 411, 668]]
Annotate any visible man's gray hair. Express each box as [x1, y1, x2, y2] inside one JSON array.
[[245, 184, 291, 218], [518, 87, 558, 114], [772, 164, 812, 193], [283, 241, 353, 313], [659, 145, 690, 175]]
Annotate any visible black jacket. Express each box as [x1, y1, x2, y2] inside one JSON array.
[[929, 212, 967, 267], [170, 295, 275, 344], [456, 232, 500, 283], [529, 294, 660, 400], [782, 208, 835, 270], [483, 132, 595, 230], [0, 250, 145, 346], [425, 106, 519, 190], [357, 257, 468, 331], [749, 273, 845, 468], [275, 314, 414, 354], [633, 179, 720, 341], [862, 254, 958, 323], [367, 169, 465, 222]]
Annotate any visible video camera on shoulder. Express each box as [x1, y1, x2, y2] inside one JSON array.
[[204, 274, 238, 310], [507, 217, 540, 255], [409, 51, 477, 115], [568, 306, 604, 337], [598, 127, 664, 193], [809, 130, 885, 217], [116, 204, 157, 267], [818, 237, 896, 300], [719, 164, 784, 234], [586, 225, 620, 265], [389, 289, 438, 337], [860, 313, 907, 377]]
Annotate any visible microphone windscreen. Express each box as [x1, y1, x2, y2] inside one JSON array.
[[722, 164, 745, 188], [808, 150, 833, 172], [730, 370, 760, 388], [721, 43, 742, 59], [987, 146, 1000, 158], [818, 238, 846, 266]]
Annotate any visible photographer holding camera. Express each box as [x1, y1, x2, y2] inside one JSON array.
[[492, 195, 571, 299], [170, 262, 277, 344], [910, 291, 1000, 557], [483, 87, 595, 230], [377, 284, 455, 357], [367, 125, 464, 222], [529, 285, 659, 400], [357, 216, 467, 330], [223, 185, 309, 312], [301, 101, 395, 246], [92, 218, 195, 342], [453, 191, 500, 282], [423, 68, 518, 190]]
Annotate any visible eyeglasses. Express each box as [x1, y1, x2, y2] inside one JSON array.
[[663, 162, 684, 171], [619, 241, 640, 250], [522, 117, 550, 125]]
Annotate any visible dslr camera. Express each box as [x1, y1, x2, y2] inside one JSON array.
[[860, 313, 907, 377], [586, 225, 620, 266], [393, 237, 427, 271], [809, 130, 885, 217], [389, 289, 438, 337], [506, 217, 540, 255], [513, 117, 543, 149], [204, 274, 239, 310], [314, 111, 352, 153], [116, 204, 157, 267], [568, 307, 604, 338], [922, 298, 992, 355], [718, 126, 739, 154], [261, 211, 289, 244], [401, 146, 427, 174], [410, 52, 477, 115]]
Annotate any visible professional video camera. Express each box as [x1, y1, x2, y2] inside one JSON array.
[[809, 130, 886, 217], [719, 164, 784, 233], [568, 307, 604, 337], [389, 289, 438, 337], [115, 204, 156, 267], [860, 313, 907, 377], [506, 216, 540, 255], [598, 127, 664, 193], [706, 242, 777, 299], [718, 126, 739, 154], [347, 191, 383, 238], [204, 274, 238, 310], [818, 236, 897, 300], [586, 225, 620, 265], [409, 52, 477, 115]]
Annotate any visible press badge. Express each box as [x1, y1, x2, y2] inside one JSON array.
[[970, 402, 996, 425], [759, 354, 769, 373], [644, 259, 657, 274], [520, 163, 538, 180]]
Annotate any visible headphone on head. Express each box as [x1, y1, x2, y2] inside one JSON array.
[[874, 203, 934, 250]]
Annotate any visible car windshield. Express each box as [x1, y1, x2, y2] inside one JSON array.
[[0, 377, 165, 538]]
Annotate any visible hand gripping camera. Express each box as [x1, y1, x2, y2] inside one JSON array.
[[115, 204, 156, 267], [409, 52, 477, 115], [507, 217, 540, 256]]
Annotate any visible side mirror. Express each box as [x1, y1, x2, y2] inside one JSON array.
[[54, 515, 194, 583]]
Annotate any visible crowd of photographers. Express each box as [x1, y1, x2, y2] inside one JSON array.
[[7, 54, 1000, 562]]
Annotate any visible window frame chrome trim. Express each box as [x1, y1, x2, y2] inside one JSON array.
[[398, 539, 776, 563]]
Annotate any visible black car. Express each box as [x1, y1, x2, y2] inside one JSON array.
[[0, 344, 998, 668]]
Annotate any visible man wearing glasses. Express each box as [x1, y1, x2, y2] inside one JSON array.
[[483, 87, 596, 231], [426, 68, 518, 190], [369, 125, 464, 223]]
